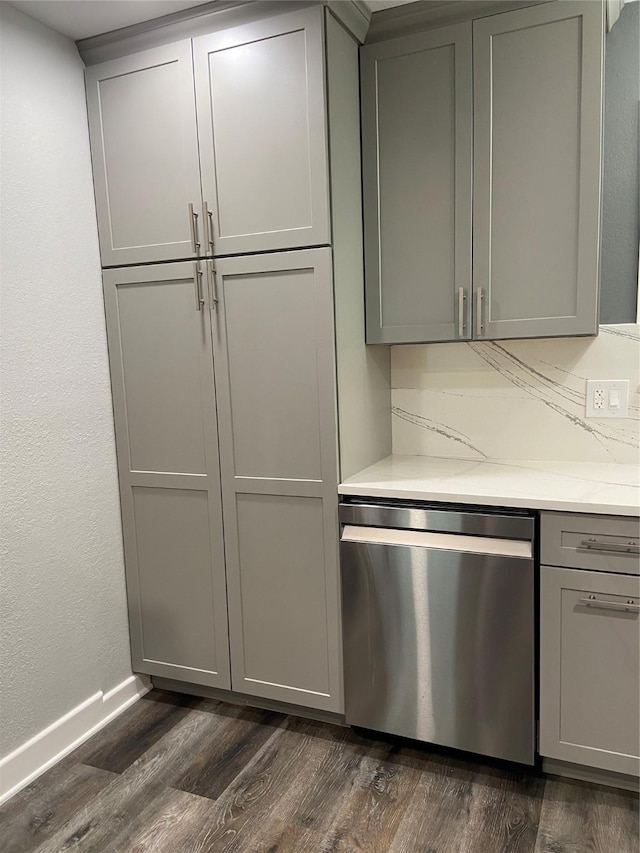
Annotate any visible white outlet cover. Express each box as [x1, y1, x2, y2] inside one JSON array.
[[585, 379, 630, 418]]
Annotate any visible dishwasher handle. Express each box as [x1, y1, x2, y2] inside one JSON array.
[[342, 525, 532, 559]]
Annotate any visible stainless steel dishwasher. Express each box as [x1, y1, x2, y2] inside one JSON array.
[[340, 500, 536, 765]]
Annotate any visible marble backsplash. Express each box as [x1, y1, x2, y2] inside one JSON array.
[[392, 325, 640, 465]]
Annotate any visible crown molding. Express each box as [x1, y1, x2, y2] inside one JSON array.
[[78, 0, 369, 65], [365, 0, 551, 42]]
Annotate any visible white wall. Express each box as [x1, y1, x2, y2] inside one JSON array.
[[0, 5, 133, 758]]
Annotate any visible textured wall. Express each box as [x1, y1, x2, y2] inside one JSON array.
[[392, 325, 640, 464], [0, 6, 133, 756], [600, 1, 639, 323]]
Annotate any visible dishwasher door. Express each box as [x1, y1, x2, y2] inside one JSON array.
[[340, 506, 535, 765]]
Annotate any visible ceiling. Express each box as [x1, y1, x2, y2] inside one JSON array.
[[10, 0, 420, 41], [11, 1, 216, 40]]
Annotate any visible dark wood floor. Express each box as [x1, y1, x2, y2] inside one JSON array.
[[2, 690, 638, 853]]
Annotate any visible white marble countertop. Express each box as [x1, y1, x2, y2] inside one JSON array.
[[339, 456, 640, 516]]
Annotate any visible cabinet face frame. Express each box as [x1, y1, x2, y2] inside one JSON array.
[[103, 262, 231, 688], [472, 0, 603, 340], [540, 564, 640, 777], [193, 6, 331, 257], [361, 23, 473, 344], [86, 41, 204, 267], [209, 248, 342, 712]]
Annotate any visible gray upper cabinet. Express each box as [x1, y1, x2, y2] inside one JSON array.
[[210, 248, 342, 712], [361, 23, 473, 344], [473, 1, 603, 340], [193, 7, 330, 256], [362, 0, 604, 344], [85, 42, 203, 267], [103, 261, 231, 689], [86, 7, 330, 265]]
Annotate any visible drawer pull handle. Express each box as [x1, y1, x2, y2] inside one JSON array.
[[580, 538, 640, 555], [579, 596, 640, 613]]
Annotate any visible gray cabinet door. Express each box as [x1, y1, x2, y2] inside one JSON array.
[[361, 23, 472, 344], [193, 7, 331, 256], [473, 1, 603, 340], [86, 42, 204, 267], [103, 262, 230, 689], [540, 565, 640, 776], [210, 249, 341, 712]]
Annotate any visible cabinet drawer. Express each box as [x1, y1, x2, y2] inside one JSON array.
[[541, 512, 640, 575]]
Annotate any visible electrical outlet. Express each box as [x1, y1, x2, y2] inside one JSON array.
[[585, 380, 630, 418]]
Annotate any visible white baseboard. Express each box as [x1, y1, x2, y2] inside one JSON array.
[[0, 673, 151, 806]]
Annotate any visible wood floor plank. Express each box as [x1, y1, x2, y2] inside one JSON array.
[[170, 706, 286, 801], [185, 716, 347, 852], [261, 719, 367, 835], [71, 690, 201, 774], [0, 762, 118, 853], [29, 703, 247, 853], [387, 753, 477, 853], [102, 787, 322, 853], [317, 742, 424, 852], [243, 817, 322, 853], [272, 725, 429, 839], [461, 764, 546, 853], [535, 777, 640, 853], [5, 690, 639, 853], [99, 786, 217, 853]]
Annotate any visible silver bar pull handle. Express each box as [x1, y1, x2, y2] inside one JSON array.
[[580, 538, 640, 555], [188, 203, 200, 253], [204, 201, 214, 252], [476, 287, 484, 337], [207, 260, 218, 310], [580, 595, 640, 613], [457, 288, 466, 338], [193, 263, 204, 311]]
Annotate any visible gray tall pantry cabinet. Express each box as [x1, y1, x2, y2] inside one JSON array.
[[362, 0, 604, 344], [87, 5, 391, 715]]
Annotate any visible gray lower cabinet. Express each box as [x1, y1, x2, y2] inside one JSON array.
[[86, 7, 330, 266], [362, 0, 604, 344], [540, 566, 640, 777], [539, 511, 640, 777], [103, 262, 231, 688], [211, 249, 341, 712]]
